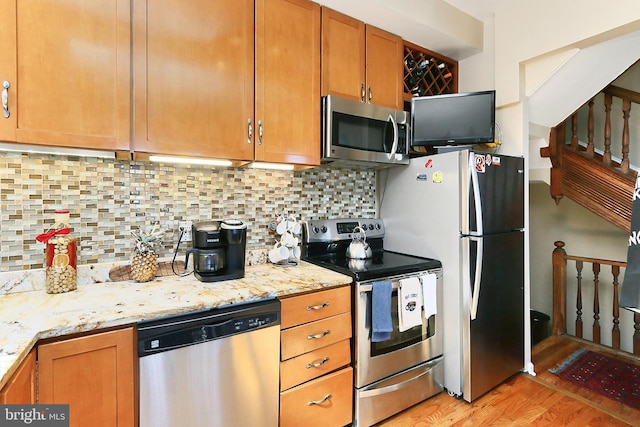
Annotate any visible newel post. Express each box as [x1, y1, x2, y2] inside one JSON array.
[[552, 241, 567, 335]]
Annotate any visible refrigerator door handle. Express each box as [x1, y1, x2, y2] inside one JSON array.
[[468, 153, 483, 236], [469, 235, 483, 320]]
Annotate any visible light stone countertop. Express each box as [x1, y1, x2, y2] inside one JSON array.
[[0, 261, 352, 390]]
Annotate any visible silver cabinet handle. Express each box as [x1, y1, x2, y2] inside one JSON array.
[[307, 330, 330, 340], [368, 85, 373, 103], [306, 301, 330, 311], [307, 393, 332, 406], [247, 118, 252, 144], [258, 120, 263, 145], [2, 81, 9, 118], [306, 357, 329, 369], [361, 83, 365, 102]]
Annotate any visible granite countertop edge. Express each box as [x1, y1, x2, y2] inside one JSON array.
[[0, 261, 352, 390]]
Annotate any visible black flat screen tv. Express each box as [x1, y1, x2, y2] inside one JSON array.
[[411, 90, 496, 146]]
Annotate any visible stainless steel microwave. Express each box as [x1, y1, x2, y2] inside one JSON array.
[[321, 96, 410, 166]]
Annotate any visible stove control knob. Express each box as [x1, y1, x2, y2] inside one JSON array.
[[368, 224, 375, 231], [312, 226, 320, 234], [320, 225, 328, 233], [375, 223, 382, 230]]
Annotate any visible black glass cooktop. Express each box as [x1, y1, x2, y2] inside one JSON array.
[[305, 250, 441, 282]]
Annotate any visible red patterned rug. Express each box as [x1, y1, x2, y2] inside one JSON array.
[[550, 348, 640, 410]]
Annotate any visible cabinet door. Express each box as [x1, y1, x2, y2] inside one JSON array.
[[0, 350, 36, 404], [38, 328, 135, 427], [255, 0, 321, 166], [0, 0, 130, 151], [365, 26, 403, 110], [133, 0, 254, 161], [321, 8, 365, 102]]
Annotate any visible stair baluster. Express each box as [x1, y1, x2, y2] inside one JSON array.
[[551, 241, 637, 356]]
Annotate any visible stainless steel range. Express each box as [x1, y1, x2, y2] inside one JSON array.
[[302, 218, 444, 427]]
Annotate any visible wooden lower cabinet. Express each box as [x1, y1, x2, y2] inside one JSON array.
[[279, 286, 353, 426], [38, 327, 136, 427], [0, 349, 36, 404], [280, 367, 353, 427]]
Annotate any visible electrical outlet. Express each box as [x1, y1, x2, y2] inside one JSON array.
[[178, 221, 193, 243]]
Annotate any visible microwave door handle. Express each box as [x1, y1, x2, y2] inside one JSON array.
[[388, 113, 398, 159]]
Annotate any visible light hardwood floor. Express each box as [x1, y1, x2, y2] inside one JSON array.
[[377, 336, 640, 426]]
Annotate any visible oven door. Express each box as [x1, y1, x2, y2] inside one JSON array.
[[322, 95, 409, 165], [355, 269, 443, 388]]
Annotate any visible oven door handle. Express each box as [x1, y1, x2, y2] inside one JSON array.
[[358, 271, 441, 293], [359, 282, 400, 293]]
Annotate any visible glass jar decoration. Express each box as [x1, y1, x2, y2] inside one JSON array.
[[36, 209, 78, 294]]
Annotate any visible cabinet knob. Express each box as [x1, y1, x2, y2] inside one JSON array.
[[361, 83, 365, 102], [247, 119, 253, 144], [368, 85, 373, 103], [2, 81, 10, 119], [258, 120, 263, 145]]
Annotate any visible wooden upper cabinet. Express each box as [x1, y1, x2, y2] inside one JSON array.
[[321, 9, 366, 103], [0, 350, 36, 404], [0, 0, 130, 152], [365, 26, 403, 110], [255, 0, 321, 166], [38, 327, 136, 427], [133, 0, 254, 161], [321, 8, 403, 110]]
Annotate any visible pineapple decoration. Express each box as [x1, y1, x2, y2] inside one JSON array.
[[131, 224, 166, 282]]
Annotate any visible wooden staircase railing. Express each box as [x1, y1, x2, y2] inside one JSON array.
[[541, 85, 640, 232], [552, 240, 640, 356]]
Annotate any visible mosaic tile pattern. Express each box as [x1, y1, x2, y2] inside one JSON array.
[[0, 152, 376, 272]]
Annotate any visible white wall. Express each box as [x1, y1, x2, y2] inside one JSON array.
[[495, 0, 640, 106]]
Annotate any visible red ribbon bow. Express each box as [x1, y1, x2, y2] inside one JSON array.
[[36, 228, 71, 243]]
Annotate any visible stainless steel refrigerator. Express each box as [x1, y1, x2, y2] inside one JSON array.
[[380, 149, 525, 402]]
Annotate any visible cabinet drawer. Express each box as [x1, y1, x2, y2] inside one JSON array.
[[281, 312, 351, 360], [280, 367, 353, 427], [280, 339, 350, 391], [280, 286, 351, 329]]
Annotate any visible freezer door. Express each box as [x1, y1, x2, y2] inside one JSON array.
[[462, 230, 524, 402], [469, 153, 524, 233]]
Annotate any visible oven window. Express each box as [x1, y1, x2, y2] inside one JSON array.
[[370, 289, 436, 357], [332, 112, 393, 153]]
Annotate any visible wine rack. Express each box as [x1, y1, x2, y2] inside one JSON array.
[[403, 41, 457, 100]]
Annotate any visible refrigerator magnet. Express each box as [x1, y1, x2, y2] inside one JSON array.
[[433, 171, 443, 183], [474, 154, 486, 173]]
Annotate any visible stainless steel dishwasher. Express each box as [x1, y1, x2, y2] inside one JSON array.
[[137, 299, 281, 427]]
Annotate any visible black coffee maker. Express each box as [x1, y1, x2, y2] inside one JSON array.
[[185, 220, 247, 282]]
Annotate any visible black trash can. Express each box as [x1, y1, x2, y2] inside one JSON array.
[[530, 310, 550, 345]]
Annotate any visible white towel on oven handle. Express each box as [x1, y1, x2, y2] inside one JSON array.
[[398, 277, 423, 332], [421, 273, 438, 319]]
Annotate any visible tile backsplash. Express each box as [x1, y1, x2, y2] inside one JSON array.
[[0, 152, 376, 272]]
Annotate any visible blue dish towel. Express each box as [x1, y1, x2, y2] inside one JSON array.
[[371, 280, 393, 342]]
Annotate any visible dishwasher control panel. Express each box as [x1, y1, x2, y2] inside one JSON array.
[[137, 300, 281, 357]]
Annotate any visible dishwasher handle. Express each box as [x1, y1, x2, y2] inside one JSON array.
[[139, 310, 280, 356]]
